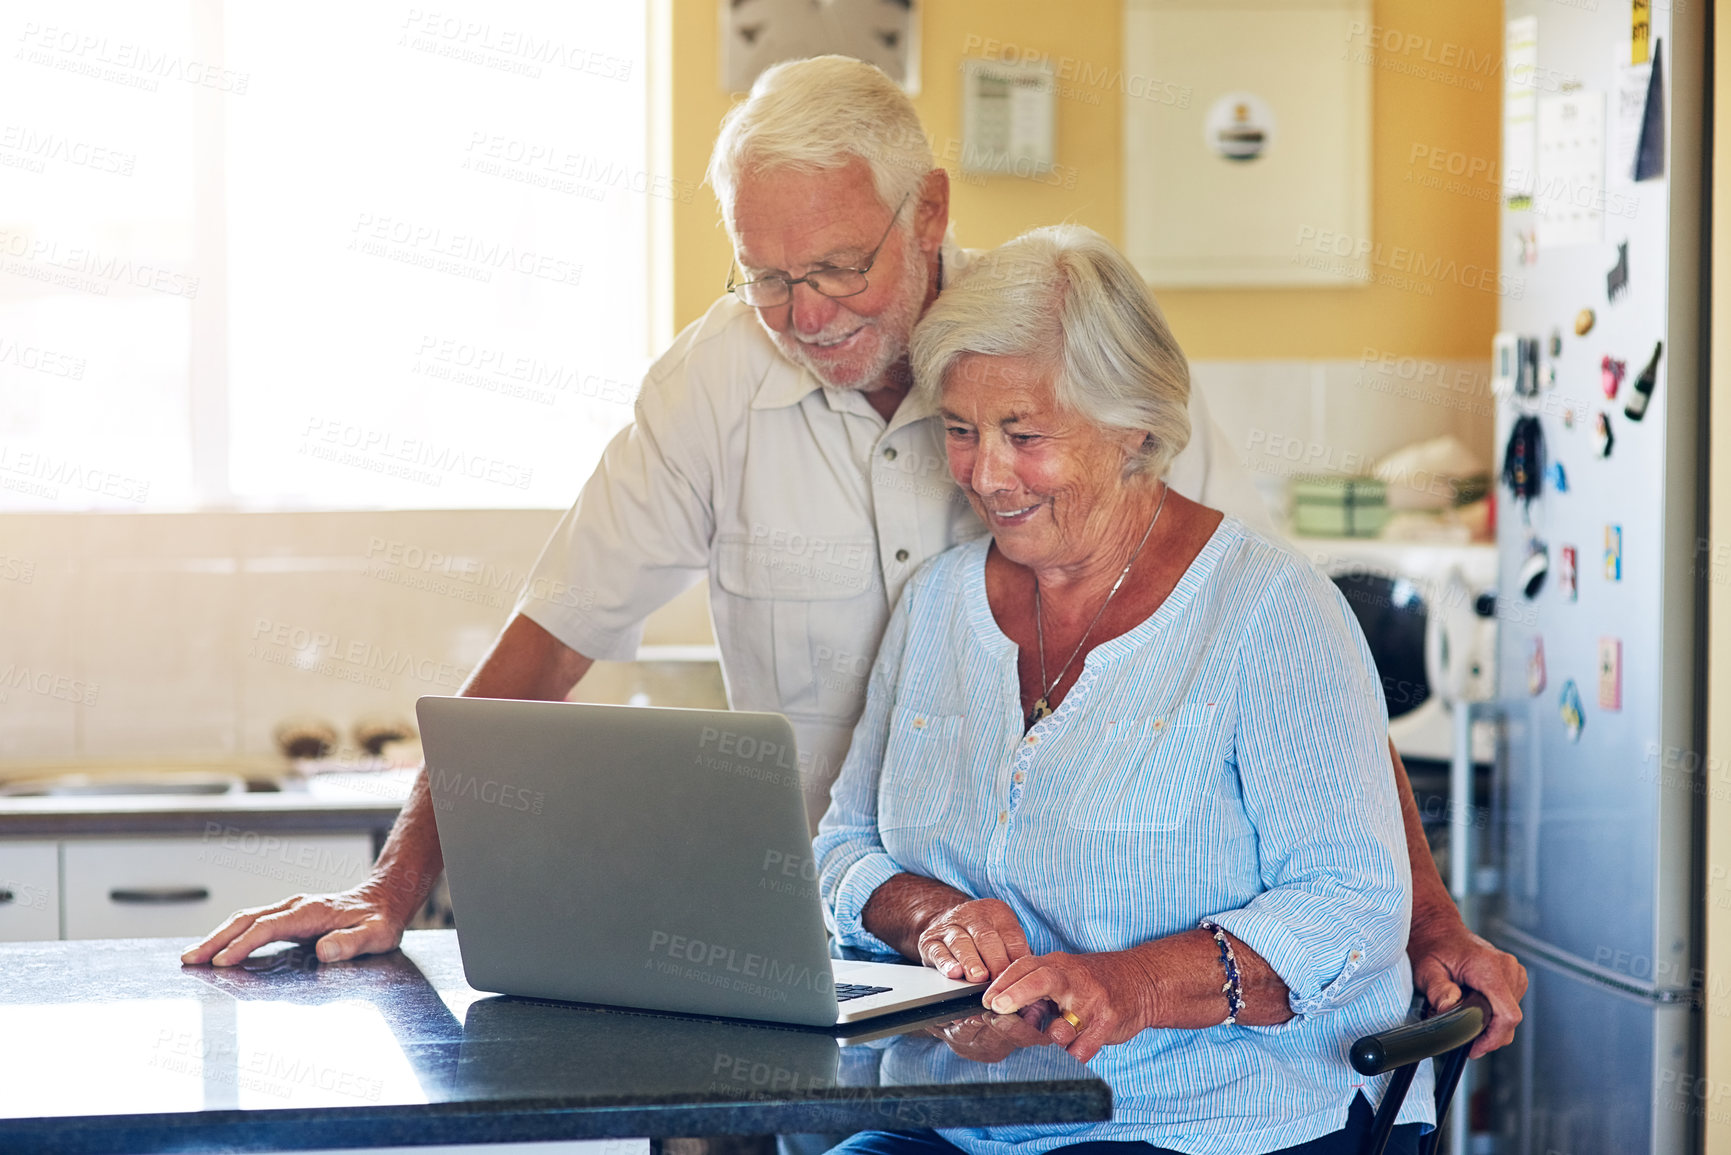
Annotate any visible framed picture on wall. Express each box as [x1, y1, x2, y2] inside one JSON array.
[[1122, 0, 1371, 287]]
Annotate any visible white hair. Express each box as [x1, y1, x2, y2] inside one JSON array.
[[910, 225, 1192, 479], [707, 55, 934, 228]]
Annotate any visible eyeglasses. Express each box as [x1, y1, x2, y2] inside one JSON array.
[[726, 194, 911, 308]]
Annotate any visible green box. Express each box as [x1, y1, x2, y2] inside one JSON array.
[[1290, 476, 1388, 538]]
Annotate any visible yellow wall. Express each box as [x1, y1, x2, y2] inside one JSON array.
[[669, 0, 1502, 360]]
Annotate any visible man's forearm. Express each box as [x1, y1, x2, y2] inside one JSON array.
[[1389, 740, 1463, 938], [361, 771, 445, 924]]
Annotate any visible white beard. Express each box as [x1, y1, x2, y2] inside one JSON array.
[[765, 230, 928, 393]]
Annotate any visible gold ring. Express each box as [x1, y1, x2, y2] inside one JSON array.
[[1061, 1009, 1085, 1032]]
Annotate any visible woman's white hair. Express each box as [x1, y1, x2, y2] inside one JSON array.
[[707, 55, 933, 228], [910, 225, 1192, 479]]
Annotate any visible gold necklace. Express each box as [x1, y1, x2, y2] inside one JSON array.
[[1028, 484, 1169, 727]]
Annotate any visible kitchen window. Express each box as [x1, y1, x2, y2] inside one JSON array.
[[0, 0, 658, 511]]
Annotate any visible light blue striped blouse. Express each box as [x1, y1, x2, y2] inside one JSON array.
[[815, 517, 1435, 1155]]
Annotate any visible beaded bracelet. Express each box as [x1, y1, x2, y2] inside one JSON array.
[[1197, 918, 1245, 1026]]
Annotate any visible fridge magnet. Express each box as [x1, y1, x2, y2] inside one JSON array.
[[1501, 415, 1545, 514], [1606, 524, 1623, 580], [1518, 227, 1538, 266], [1598, 637, 1623, 710], [1520, 536, 1550, 599], [1634, 40, 1666, 181], [1575, 308, 1596, 336], [1547, 462, 1569, 493], [1562, 406, 1577, 430], [1601, 355, 1626, 399], [1560, 545, 1579, 600], [1515, 336, 1542, 397], [1492, 332, 1518, 398], [1596, 412, 1615, 457], [1560, 679, 1585, 742], [1625, 340, 1662, 421], [1606, 240, 1630, 301], [1527, 636, 1548, 695], [1548, 329, 1563, 358]]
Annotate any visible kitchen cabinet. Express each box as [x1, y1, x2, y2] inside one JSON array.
[[60, 832, 373, 939], [0, 841, 59, 942]]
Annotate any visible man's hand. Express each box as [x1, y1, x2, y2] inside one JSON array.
[[178, 882, 414, 967], [916, 897, 1033, 983], [1410, 921, 1528, 1058]]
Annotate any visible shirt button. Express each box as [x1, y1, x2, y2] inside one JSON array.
[[895, 548, 910, 563], [912, 716, 926, 729], [1152, 718, 1166, 733], [1013, 772, 1025, 783], [883, 447, 898, 461], [998, 811, 1008, 824]]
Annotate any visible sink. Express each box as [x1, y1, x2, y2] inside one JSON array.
[[0, 772, 249, 798]]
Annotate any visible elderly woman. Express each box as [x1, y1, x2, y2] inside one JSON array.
[[813, 226, 1432, 1155]]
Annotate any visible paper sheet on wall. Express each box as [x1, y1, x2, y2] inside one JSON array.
[[1536, 91, 1605, 248], [1614, 46, 1652, 181], [1504, 16, 1539, 201]]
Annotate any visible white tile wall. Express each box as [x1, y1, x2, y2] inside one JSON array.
[[0, 509, 719, 770], [1191, 356, 1494, 528]]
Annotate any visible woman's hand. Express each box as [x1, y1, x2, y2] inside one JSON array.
[[982, 951, 1154, 1062], [916, 897, 1033, 983], [927, 1005, 1055, 1063]]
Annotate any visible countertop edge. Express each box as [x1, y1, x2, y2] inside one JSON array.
[[0, 805, 402, 837], [0, 1083, 1115, 1153]]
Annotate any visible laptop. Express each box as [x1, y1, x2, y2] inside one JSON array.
[[416, 696, 987, 1028]]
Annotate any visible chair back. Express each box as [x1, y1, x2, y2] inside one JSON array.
[[1350, 991, 1489, 1155]]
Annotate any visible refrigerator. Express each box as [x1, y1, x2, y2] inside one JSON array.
[[1488, 2, 1705, 1153]]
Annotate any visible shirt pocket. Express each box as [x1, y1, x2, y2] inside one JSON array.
[[1064, 703, 1223, 833], [877, 708, 962, 831], [714, 537, 879, 711]]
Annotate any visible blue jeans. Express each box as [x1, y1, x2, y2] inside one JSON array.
[[820, 1092, 1421, 1155]]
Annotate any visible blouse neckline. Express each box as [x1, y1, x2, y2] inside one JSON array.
[[960, 514, 1244, 672]]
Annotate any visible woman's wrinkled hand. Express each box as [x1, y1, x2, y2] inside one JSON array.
[[916, 897, 1033, 983], [982, 951, 1153, 1062]]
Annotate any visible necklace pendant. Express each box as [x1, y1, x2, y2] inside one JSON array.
[[1028, 697, 1052, 725]]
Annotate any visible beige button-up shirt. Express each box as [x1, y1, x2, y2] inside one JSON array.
[[518, 244, 1272, 825]]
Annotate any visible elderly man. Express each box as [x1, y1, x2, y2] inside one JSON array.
[[183, 55, 1524, 1056]]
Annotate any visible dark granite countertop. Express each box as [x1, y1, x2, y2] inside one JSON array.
[[0, 931, 1111, 1153]]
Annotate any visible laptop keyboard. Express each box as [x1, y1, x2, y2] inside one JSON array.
[[835, 982, 893, 1002]]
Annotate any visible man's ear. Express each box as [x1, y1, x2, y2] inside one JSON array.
[[915, 167, 950, 255]]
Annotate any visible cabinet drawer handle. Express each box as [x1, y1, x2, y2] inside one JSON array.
[[109, 887, 210, 905], [0, 889, 13, 905]]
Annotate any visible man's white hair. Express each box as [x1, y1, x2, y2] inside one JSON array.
[[707, 55, 933, 227], [910, 225, 1193, 479]]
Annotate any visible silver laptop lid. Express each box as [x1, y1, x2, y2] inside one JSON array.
[[417, 697, 841, 1027]]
